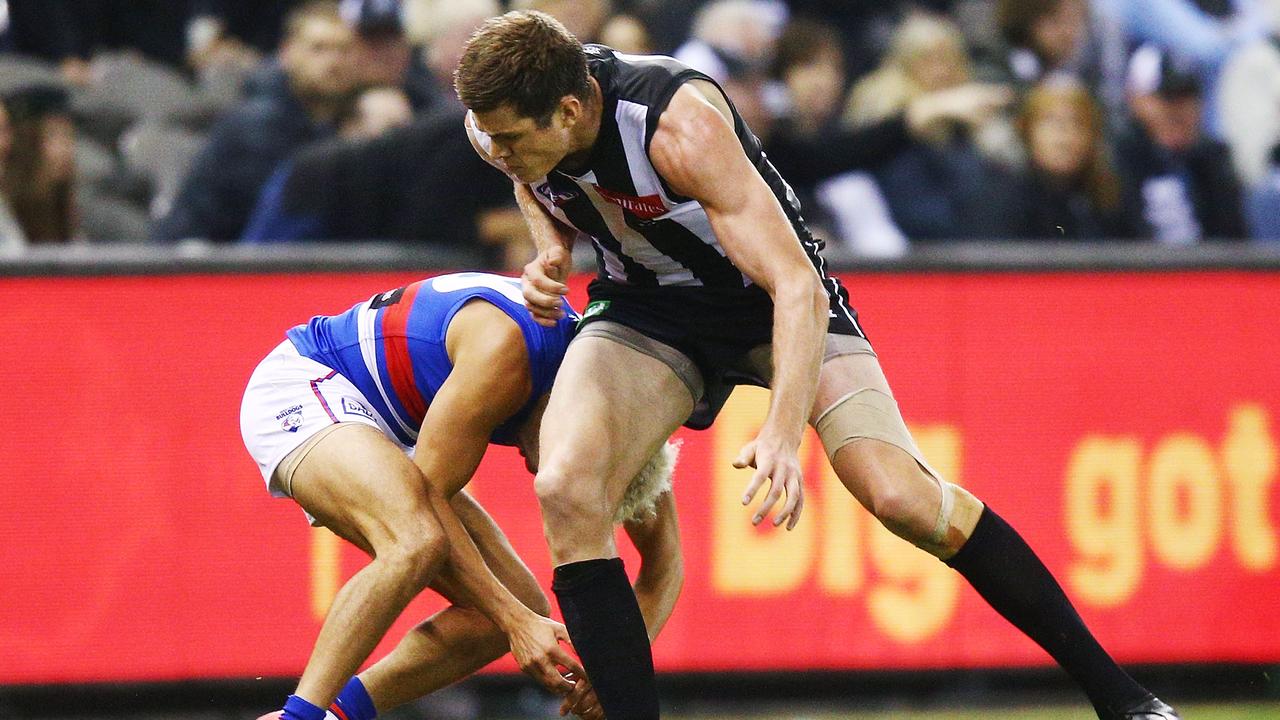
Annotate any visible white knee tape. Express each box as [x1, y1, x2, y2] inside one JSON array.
[[931, 480, 958, 546]]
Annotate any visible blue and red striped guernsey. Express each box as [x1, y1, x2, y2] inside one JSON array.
[[376, 280, 429, 427], [286, 272, 579, 447]]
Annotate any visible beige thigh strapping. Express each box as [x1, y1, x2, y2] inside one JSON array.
[[813, 386, 956, 546], [272, 422, 353, 498]]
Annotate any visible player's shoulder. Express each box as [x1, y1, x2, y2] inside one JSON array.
[[587, 44, 704, 105]]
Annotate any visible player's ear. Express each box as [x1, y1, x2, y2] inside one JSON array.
[[557, 94, 583, 127]]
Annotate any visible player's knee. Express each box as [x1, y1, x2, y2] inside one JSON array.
[[534, 464, 607, 526], [377, 523, 449, 590], [861, 471, 935, 543]]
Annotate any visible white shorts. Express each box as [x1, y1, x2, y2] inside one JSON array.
[[240, 339, 399, 497]]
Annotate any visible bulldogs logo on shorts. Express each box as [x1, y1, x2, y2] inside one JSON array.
[[275, 404, 304, 433]]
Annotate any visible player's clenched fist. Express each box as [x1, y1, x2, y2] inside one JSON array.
[[522, 244, 570, 327]]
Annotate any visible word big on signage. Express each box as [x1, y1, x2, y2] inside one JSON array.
[[711, 387, 963, 644]]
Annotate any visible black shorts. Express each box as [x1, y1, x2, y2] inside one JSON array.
[[578, 278, 866, 429]]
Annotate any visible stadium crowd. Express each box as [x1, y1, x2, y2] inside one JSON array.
[[1, 0, 1278, 264]]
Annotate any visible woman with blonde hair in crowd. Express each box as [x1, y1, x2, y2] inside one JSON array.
[[1009, 76, 1132, 240], [842, 11, 1020, 241]]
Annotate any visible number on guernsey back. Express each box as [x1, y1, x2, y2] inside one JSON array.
[[430, 272, 526, 305]]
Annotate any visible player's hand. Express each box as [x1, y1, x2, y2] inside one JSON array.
[[559, 672, 603, 719], [734, 429, 805, 530], [522, 245, 570, 327], [506, 613, 584, 696]]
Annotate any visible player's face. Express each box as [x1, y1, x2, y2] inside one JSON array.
[[472, 102, 575, 183]]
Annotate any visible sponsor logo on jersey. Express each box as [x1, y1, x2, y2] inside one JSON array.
[[341, 396, 375, 421], [591, 185, 666, 220], [536, 182, 580, 207]]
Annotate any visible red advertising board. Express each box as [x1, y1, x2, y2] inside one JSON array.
[[1, 270, 1277, 684]]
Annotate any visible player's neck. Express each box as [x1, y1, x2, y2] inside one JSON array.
[[559, 78, 604, 173]]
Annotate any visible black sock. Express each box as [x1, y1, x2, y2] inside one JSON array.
[[946, 507, 1151, 717], [552, 558, 659, 720]]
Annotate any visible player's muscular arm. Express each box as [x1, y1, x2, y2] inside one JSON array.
[[465, 111, 574, 326], [650, 82, 827, 530], [514, 183, 575, 326], [415, 301, 584, 695]]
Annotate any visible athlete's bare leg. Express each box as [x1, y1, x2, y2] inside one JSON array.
[[535, 336, 693, 565], [812, 352, 1161, 718], [812, 353, 981, 557], [534, 336, 694, 718], [286, 423, 450, 710], [357, 492, 548, 711]]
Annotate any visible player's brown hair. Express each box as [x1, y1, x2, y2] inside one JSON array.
[[454, 10, 592, 126]]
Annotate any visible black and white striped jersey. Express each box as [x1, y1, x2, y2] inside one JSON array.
[[471, 44, 861, 335]]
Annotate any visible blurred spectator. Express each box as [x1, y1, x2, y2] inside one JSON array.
[[187, 0, 307, 63], [987, 0, 1111, 97], [240, 107, 521, 268], [1, 85, 77, 245], [340, 0, 437, 110], [0, 99, 25, 253], [151, 1, 357, 243], [338, 85, 413, 139], [1218, 0, 1280, 186], [763, 17, 908, 256], [674, 0, 786, 82], [1115, 44, 1245, 243], [403, 0, 500, 110], [674, 0, 787, 140], [625, 0, 704, 54], [512, 0, 614, 42], [1007, 77, 1132, 239], [771, 19, 846, 139], [786, 0, 962, 79], [1097, 0, 1271, 134], [598, 12, 655, 53], [1245, 145, 1280, 241], [844, 12, 1021, 241]]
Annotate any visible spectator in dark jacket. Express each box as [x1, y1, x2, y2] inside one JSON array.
[[241, 107, 520, 267], [1007, 76, 1132, 239], [1115, 44, 1245, 243], [1, 85, 78, 244], [151, 1, 356, 242]]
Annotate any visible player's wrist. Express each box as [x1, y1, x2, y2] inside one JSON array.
[[493, 601, 538, 634]]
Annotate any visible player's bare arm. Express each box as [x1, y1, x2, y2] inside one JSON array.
[[514, 182, 575, 326], [465, 109, 576, 326], [649, 82, 828, 531], [624, 489, 684, 641], [413, 299, 584, 695]]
